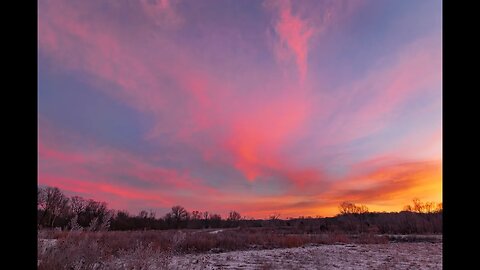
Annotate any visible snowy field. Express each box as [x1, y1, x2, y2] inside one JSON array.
[[39, 240, 441, 269], [169, 242, 442, 270], [38, 232, 442, 269]]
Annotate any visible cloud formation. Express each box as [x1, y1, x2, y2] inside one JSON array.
[[38, 0, 442, 218]]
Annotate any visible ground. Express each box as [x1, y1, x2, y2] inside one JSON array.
[[38, 231, 442, 269], [169, 243, 442, 270]]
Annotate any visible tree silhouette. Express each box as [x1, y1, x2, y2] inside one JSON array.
[[169, 205, 189, 228]]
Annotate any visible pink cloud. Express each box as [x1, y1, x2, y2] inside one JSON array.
[[223, 93, 310, 181], [140, 0, 183, 27], [312, 35, 442, 148], [38, 119, 224, 204], [39, 0, 212, 117], [266, 0, 314, 83], [265, 0, 364, 83], [38, 0, 396, 190], [39, 175, 174, 210]]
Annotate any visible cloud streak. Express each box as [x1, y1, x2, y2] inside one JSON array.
[[267, 0, 314, 82]]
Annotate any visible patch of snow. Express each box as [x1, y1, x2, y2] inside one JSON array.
[[38, 238, 58, 256], [170, 243, 442, 270]]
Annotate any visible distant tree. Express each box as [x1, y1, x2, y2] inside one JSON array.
[[358, 204, 369, 214], [112, 210, 130, 230], [228, 211, 242, 221], [267, 213, 282, 227], [226, 211, 242, 227], [133, 210, 157, 230], [81, 199, 109, 228], [148, 210, 156, 219], [191, 210, 202, 220], [435, 203, 443, 213], [169, 205, 189, 228], [412, 198, 424, 213], [339, 202, 355, 215], [38, 186, 70, 227], [139, 210, 149, 219], [209, 213, 222, 228], [202, 211, 210, 228], [85, 208, 114, 231], [97, 210, 114, 231], [116, 210, 130, 219], [424, 201, 436, 213], [37, 186, 443, 234], [70, 196, 86, 215], [404, 198, 441, 214], [269, 213, 281, 220], [338, 202, 369, 215], [171, 205, 188, 220], [38, 187, 46, 210]]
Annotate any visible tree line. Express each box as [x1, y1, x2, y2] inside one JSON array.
[[38, 186, 245, 231], [38, 186, 442, 234]]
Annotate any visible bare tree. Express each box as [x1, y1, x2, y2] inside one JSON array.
[[339, 202, 356, 215], [424, 201, 436, 213], [202, 211, 209, 228], [38, 187, 46, 210], [148, 210, 156, 219], [338, 202, 369, 215], [191, 210, 202, 220], [39, 186, 70, 227], [404, 199, 442, 214], [435, 203, 443, 213], [139, 210, 149, 219], [70, 196, 87, 216], [412, 198, 425, 213], [51, 196, 70, 227], [169, 205, 189, 228], [269, 213, 281, 220], [226, 211, 242, 227], [228, 211, 242, 221], [357, 204, 369, 214], [171, 205, 188, 220], [78, 199, 110, 229]]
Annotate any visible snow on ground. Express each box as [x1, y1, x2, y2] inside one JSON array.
[[208, 229, 224, 234], [38, 238, 57, 256], [170, 243, 442, 270], [37, 237, 442, 269]]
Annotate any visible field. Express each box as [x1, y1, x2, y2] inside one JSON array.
[[171, 242, 442, 269], [38, 228, 442, 269]]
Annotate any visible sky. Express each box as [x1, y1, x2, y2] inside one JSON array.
[[38, 0, 442, 218]]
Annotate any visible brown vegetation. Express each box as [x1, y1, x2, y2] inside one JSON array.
[[38, 228, 393, 269]]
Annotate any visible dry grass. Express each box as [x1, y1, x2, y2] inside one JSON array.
[[37, 228, 397, 269], [38, 231, 175, 270]]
